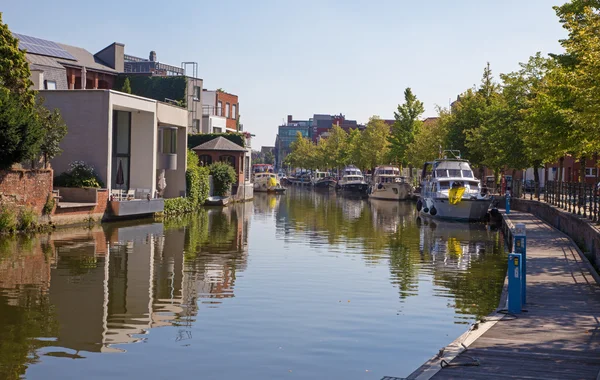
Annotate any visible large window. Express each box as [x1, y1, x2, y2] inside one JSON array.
[[217, 101, 223, 116], [226, 103, 230, 118], [161, 128, 177, 154], [112, 111, 131, 190], [585, 167, 597, 177], [198, 155, 212, 166], [193, 86, 201, 100], [213, 127, 223, 133], [232, 104, 237, 119]]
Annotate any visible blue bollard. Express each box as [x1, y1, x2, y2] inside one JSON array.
[[507, 253, 522, 314], [513, 223, 527, 304], [506, 192, 511, 214]]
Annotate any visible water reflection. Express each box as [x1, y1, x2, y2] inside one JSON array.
[[0, 191, 506, 379]]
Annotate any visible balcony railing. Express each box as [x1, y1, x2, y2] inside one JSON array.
[[202, 105, 223, 117]]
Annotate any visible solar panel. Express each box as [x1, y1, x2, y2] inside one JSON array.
[[13, 33, 76, 61]]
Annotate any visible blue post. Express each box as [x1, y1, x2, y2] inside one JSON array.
[[513, 223, 527, 304], [506, 192, 511, 214], [507, 253, 522, 314]]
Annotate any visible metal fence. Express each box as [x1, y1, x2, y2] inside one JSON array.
[[543, 181, 599, 221]]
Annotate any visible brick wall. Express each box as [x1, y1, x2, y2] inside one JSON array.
[[53, 189, 109, 217], [0, 169, 53, 214], [216, 91, 239, 131]]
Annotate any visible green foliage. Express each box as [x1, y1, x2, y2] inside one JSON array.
[[388, 88, 424, 166], [114, 75, 187, 105], [406, 116, 445, 168], [163, 149, 209, 215], [356, 116, 391, 171], [209, 161, 237, 196], [121, 77, 132, 94], [36, 99, 67, 169], [0, 89, 43, 169], [43, 194, 54, 215], [54, 161, 104, 188], [0, 14, 35, 106], [187, 133, 246, 149], [264, 151, 275, 165], [17, 207, 36, 231], [0, 206, 16, 233]]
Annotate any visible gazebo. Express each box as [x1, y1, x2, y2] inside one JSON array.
[[192, 137, 247, 189]]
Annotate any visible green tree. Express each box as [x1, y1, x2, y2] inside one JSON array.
[[264, 151, 275, 165], [358, 116, 391, 171], [346, 128, 362, 168], [326, 125, 349, 169], [406, 116, 445, 168], [121, 77, 132, 94], [36, 99, 67, 168], [285, 131, 316, 169], [388, 88, 424, 167], [0, 89, 43, 169], [0, 14, 35, 105]]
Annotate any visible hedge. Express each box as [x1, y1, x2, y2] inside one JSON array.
[[187, 133, 245, 149], [164, 149, 209, 216]]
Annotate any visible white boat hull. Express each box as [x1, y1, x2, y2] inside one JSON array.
[[368, 183, 413, 201], [420, 197, 491, 221]]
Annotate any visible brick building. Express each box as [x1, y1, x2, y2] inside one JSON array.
[[202, 90, 240, 133]]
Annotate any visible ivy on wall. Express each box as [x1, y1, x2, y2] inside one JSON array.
[[114, 75, 187, 106]]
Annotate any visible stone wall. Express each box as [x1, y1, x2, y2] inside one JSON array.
[[52, 189, 109, 225], [0, 169, 53, 214], [511, 198, 600, 266]]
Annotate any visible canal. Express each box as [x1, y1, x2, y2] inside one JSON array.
[[0, 189, 507, 379]]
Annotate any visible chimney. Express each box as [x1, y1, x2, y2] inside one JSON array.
[[95, 42, 125, 72], [287, 115, 293, 123], [149, 51, 157, 62]]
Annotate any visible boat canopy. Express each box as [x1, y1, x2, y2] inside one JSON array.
[[433, 160, 474, 179]]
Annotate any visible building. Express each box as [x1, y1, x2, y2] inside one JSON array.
[[41, 89, 189, 216], [16, 33, 120, 90], [261, 146, 275, 155], [191, 136, 253, 201], [201, 90, 240, 133]]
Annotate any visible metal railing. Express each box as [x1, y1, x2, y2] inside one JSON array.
[[544, 181, 599, 222], [202, 105, 223, 117]]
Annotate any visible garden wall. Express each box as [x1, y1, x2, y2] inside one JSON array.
[[0, 169, 53, 214]]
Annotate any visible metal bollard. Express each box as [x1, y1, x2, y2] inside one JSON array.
[[507, 253, 522, 314], [506, 192, 511, 214], [513, 223, 527, 304]]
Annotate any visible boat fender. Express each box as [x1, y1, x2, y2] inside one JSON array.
[[377, 183, 383, 190], [416, 216, 422, 227], [423, 207, 429, 213], [416, 199, 423, 212], [430, 206, 437, 216]]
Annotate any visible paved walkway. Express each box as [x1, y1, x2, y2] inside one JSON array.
[[406, 211, 600, 380]]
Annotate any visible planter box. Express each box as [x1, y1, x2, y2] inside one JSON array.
[[109, 198, 164, 216]]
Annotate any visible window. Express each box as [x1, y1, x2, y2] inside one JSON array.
[[220, 155, 236, 169], [462, 170, 473, 178], [112, 111, 131, 190], [198, 155, 212, 166], [192, 119, 200, 133], [213, 127, 223, 133], [45, 80, 57, 90], [448, 169, 461, 177], [232, 104, 237, 119], [585, 167, 597, 177], [226, 103, 230, 118], [435, 169, 448, 178], [217, 101, 223, 116], [161, 128, 177, 154], [193, 86, 201, 100]]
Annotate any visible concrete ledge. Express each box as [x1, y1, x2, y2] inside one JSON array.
[[55, 187, 98, 203], [109, 198, 164, 216]]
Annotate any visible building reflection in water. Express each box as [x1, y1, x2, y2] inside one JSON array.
[[0, 202, 251, 373]]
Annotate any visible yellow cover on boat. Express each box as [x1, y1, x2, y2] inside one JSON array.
[[268, 177, 277, 187], [448, 187, 465, 205]]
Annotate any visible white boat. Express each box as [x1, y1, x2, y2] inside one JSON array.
[[368, 166, 413, 201], [253, 164, 286, 193], [418, 152, 492, 221], [337, 166, 368, 194], [312, 171, 337, 189]]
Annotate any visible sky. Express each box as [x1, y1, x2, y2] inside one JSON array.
[[3, 0, 566, 148]]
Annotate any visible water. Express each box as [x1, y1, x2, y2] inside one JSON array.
[[0, 189, 506, 379]]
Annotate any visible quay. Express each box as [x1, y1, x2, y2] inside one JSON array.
[[403, 211, 600, 380]]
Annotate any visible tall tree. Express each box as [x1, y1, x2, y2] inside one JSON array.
[[388, 88, 424, 167], [37, 99, 67, 169], [0, 14, 35, 105], [358, 116, 391, 171], [406, 116, 446, 169]]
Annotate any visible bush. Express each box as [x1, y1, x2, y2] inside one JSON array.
[[209, 161, 237, 196], [18, 207, 37, 231], [0, 206, 17, 233], [163, 150, 209, 216], [54, 161, 104, 188], [43, 193, 55, 215]]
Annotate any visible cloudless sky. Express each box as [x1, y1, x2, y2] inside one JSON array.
[[3, 0, 566, 148]]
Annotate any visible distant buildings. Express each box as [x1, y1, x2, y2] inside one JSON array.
[[274, 114, 364, 168]]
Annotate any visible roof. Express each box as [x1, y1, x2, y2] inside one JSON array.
[[57, 43, 117, 73], [192, 137, 246, 152], [25, 53, 65, 69]]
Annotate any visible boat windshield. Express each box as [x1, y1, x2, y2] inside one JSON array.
[[462, 170, 473, 178], [346, 175, 363, 181]]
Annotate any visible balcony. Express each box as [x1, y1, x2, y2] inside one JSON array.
[[202, 105, 223, 117], [157, 153, 177, 170]]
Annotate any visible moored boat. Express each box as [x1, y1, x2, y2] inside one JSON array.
[[337, 166, 368, 194], [312, 171, 337, 189], [253, 164, 286, 193], [204, 196, 230, 206], [368, 166, 413, 201], [418, 151, 492, 221]]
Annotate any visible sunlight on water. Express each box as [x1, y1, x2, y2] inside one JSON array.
[[0, 189, 506, 379]]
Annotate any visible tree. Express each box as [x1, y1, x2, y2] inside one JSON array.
[[284, 131, 316, 169], [0, 14, 35, 105], [326, 125, 349, 169], [406, 116, 446, 168], [121, 77, 132, 94], [264, 151, 275, 165], [388, 88, 424, 167], [36, 99, 67, 169], [0, 89, 43, 169], [358, 116, 391, 171]]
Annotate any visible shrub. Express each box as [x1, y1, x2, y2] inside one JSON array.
[[18, 207, 37, 231], [43, 193, 55, 215], [54, 161, 104, 188], [0, 206, 17, 233], [209, 161, 237, 196], [163, 150, 209, 216]]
